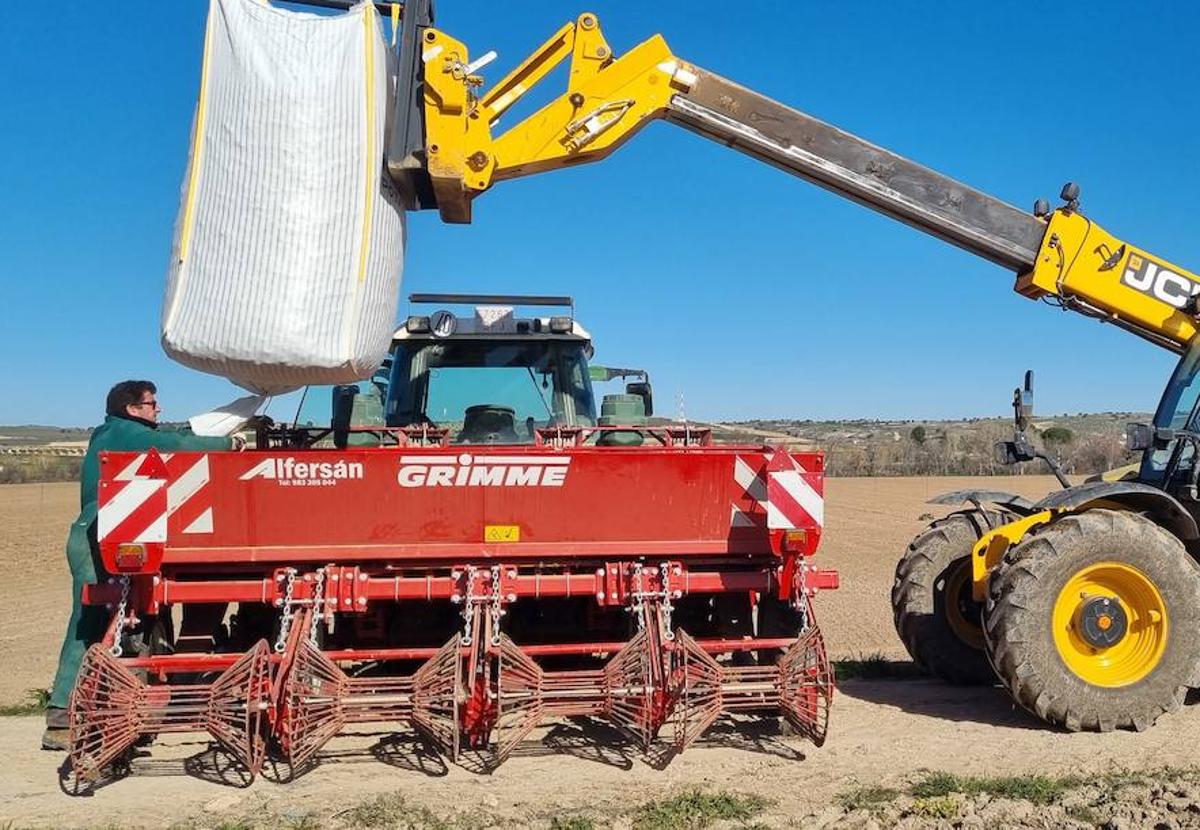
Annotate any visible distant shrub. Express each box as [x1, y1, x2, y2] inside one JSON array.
[[0, 456, 82, 484], [1041, 426, 1074, 446]]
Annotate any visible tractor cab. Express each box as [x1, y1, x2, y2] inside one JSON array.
[[386, 294, 598, 443], [296, 294, 653, 447]]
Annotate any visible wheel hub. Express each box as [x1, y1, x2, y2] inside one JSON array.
[[943, 560, 985, 650], [1051, 561, 1168, 688], [1075, 595, 1128, 649]]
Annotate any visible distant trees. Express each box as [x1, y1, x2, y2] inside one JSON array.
[[1069, 434, 1127, 474], [1041, 426, 1074, 447], [820, 423, 1132, 478], [0, 456, 82, 484], [719, 415, 1138, 478]]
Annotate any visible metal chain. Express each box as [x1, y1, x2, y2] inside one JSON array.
[[794, 557, 811, 633], [488, 565, 504, 646], [274, 568, 297, 653], [108, 576, 132, 657], [658, 562, 675, 641], [629, 565, 646, 631], [459, 565, 478, 646], [627, 563, 676, 639], [309, 568, 326, 647]]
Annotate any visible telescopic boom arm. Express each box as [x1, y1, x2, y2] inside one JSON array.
[[391, 9, 1200, 354]]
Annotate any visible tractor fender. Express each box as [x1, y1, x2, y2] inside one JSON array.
[[927, 490, 1037, 515], [1033, 482, 1200, 541]]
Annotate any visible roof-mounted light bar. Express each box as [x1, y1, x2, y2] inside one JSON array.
[[408, 293, 574, 311]]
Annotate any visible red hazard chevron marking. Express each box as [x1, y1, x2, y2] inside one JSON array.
[[766, 448, 824, 530], [98, 450, 169, 572]]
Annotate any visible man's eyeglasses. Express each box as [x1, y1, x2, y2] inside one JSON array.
[[134, 400, 160, 410]]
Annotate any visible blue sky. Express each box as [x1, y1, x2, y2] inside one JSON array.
[[2, 2, 1198, 427]]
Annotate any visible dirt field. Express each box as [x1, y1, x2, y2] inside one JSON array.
[[8, 475, 1200, 828], [0, 483, 77, 707]]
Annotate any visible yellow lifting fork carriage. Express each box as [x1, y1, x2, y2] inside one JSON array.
[[318, 0, 1200, 732]]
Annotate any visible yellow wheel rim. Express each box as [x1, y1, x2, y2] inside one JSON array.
[[1051, 562, 1168, 687], [943, 561, 984, 650]]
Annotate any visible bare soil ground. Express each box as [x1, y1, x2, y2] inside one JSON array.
[[8, 476, 1199, 828], [0, 483, 76, 707]]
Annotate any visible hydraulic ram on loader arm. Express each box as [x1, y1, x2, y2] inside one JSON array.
[[378, 6, 1200, 354]]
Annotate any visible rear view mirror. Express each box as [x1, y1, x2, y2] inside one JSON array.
[[1013, 370, 1034, 431], [331, 384, 358, 449], [994, 441, 1020, 466], [1125, 422, 1154, 452], [995, 438, 1037, 465]]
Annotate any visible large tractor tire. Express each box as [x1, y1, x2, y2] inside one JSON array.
[[985, 509, 1200, 731], [892, 509, 1013, 685]]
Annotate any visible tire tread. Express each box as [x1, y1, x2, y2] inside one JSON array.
[[985, 509, 1200, 732]]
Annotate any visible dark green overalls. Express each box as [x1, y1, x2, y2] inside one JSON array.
[[47, 415, 231, 711]]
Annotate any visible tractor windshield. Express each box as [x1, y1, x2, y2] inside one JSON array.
[[385, 339, 597, 442], [1140, 340, 1200, 483]]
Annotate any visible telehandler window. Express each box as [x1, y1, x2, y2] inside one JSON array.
[[1141, 341, 1200, 482], [1155, 344, 1200, 432]]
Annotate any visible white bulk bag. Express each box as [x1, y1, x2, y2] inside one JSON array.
[[162, 0, 406, 395]]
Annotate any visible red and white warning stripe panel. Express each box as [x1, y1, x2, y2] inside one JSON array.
[[100, 452, 215, 541], [98, 453, 168, 546], [731, 454, 769, 528], [111, 452, 173, 481], [168, 455, 214, 535], [766, 448, 824, 530]]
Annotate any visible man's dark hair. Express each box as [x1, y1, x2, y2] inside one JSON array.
[[106, 380, 157, 417]]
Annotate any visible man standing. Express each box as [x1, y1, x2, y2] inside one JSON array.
[[42, 381, 242, 750]]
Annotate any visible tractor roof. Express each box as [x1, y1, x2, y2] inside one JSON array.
[[392, 294, 592, 344]]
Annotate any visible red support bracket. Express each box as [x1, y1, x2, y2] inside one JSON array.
[[325, 565, 368, 614], [780, 555, 840, 601], [450, 564, 518, 607], [595, 561, 685, 608], [599, 562, 625, 606]]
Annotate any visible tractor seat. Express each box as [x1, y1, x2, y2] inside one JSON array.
[[456, 404, 520, 444]]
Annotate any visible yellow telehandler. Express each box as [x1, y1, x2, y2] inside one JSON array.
[[298, 2, 1200, 732]]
